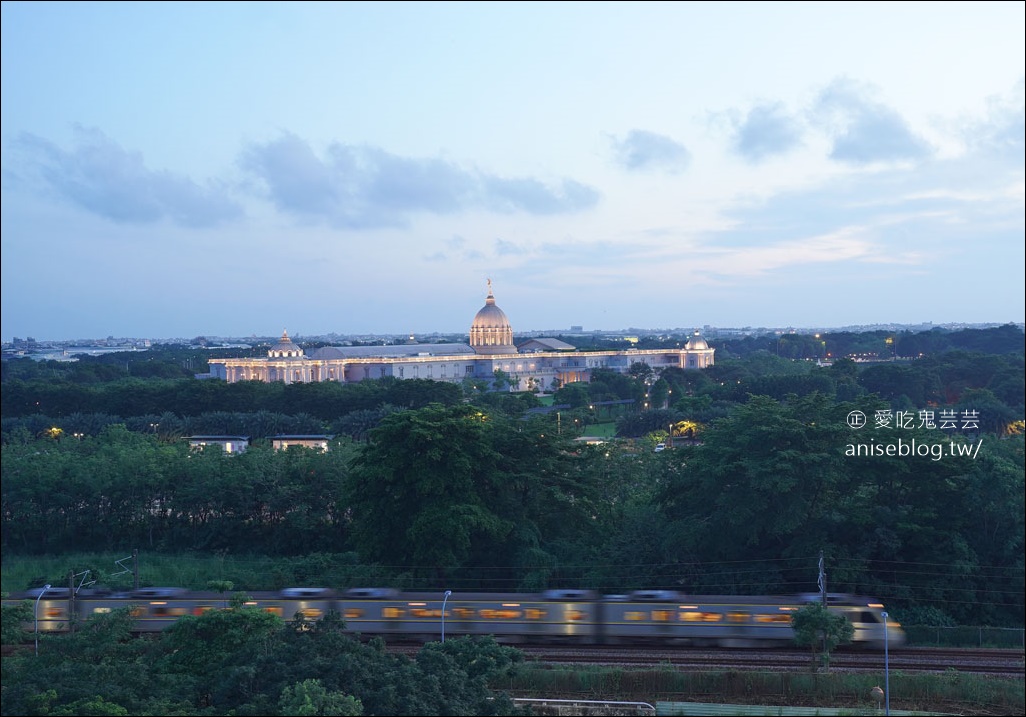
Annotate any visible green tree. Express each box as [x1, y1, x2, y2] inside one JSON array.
[[551, 381, 592, 409], [1, 603, 524, 716], [658, 393, 852, 561], [791, 601, 854, 672], [1, 600, 32, 644], [492, 369, 513, 392], [346, 403, 597, 583], [628, 361, 654, 383], [346, 404, 511, 575], [279, 679, 363, 716]]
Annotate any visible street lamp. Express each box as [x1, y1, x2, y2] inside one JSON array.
[[34, 584, 51, 656], [441, 590, 452, 643], [882, 611, 890, 716]]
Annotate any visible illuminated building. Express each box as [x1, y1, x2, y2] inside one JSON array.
[[207, 284, 713, 390]]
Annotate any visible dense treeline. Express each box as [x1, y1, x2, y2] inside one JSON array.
[[2, 426, 355, 556], [1, 604, 523, 716], [0, 376, 465, 422], [2, 400, 1022, 626], [555, 323, 1025, 359], [1, 326, 1023, 628], [567, 351, 1022, 438], [3, 324, 1021, 386], [714, 323, 1025, 359]]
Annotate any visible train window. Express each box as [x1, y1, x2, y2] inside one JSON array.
[[129, 606, 146, 617], [262, 606, 284, 617], [410, 608, 443, 618], [754, 614, 791, 624], [480, 609, 523, 619], [299, 608, 323, 619], [727, 612, 750, 623], [344, 608, 364, 619], [625, 611, 647, 621], [859, 611, 877, 623], [681, 611, 723, 622], [193, 606, 217, 616], [565, 609, 586, 621], [382, 607, 405, 619], [151, 606, 187, 617], [43, 608, 66, 618], [651, 610, 674, 622], [525, 608, 546, 620], [453, 607, 475, 619]]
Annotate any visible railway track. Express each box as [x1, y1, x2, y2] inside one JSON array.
[[387, 643, 1023, 676], [507, 645, 1025, 676]]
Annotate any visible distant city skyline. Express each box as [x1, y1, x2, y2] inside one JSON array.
[[2, 2, 1024, 343], [5, 319, 1020, 349]]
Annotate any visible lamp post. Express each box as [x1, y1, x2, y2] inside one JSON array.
[[882, 611, 890, 716], [34, 584, 51, 656], [441, 590, 452, 643]]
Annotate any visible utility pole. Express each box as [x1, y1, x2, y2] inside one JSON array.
[[819, 551, 828, 659], [68, 570, 76, 633], [819, 551, 826, 605]]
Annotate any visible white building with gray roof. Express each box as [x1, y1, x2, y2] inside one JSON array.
[[207, 285, 713, 390]]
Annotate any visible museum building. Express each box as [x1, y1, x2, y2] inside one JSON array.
[[206, 285, 714, 391]]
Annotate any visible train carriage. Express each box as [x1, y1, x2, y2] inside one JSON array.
[[337, 588, 601, 643], [600, 591, 803, 647], [2, 587, 905, 649]]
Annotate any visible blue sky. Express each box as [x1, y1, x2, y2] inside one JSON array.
[[2, 1, 1023, 342]]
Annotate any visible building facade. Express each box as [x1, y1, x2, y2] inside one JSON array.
[[206, 286, 714, 391]]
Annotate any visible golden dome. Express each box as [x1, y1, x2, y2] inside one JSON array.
[[469, 281, 516, 354]]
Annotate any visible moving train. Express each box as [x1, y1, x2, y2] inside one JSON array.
[[4, 587, 906, 649]]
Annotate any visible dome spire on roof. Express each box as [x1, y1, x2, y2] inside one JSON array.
[[470, 280, 516, 355], [268, 329, 304, 359], [686, 330, 709, 351]]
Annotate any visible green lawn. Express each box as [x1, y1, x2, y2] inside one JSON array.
[[581, 421, 618, 438]]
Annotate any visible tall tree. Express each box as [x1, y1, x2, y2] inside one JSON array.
[[791, 601, 854, 672], [345, 403, 597, 584]]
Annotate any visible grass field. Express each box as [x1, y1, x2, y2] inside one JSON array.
[[581, 421, 618, 438]]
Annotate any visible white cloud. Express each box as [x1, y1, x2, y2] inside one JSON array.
[[608, 129, 692, 173], [11, 126, 242, 228], [810, 78, 933, 164]]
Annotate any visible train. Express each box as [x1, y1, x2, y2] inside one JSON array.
[[4, 587, 906, 649]]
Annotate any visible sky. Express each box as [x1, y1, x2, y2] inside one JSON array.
[[1, 1, 1024, 342]]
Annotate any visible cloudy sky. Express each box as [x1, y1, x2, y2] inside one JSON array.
[[2, 1, 1023, 342]]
